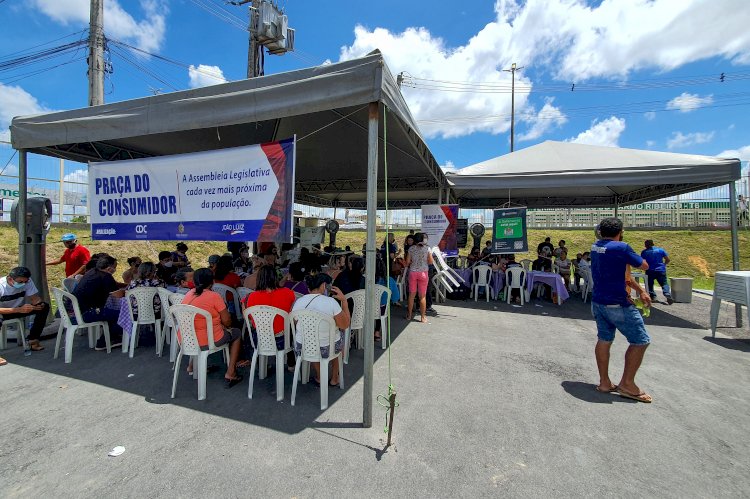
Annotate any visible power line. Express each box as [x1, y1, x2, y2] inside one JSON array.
[[0, 40, 88, 73], [187, 0, 247, 31]]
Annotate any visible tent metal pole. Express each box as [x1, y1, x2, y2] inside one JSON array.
[[438, 183, 443, 204], [363, 101, 379, 428], [728, 181, 742, 327], [18, 149, 28, 267], [614, 195, 619, 219]]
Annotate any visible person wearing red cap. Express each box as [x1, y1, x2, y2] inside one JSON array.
[[46, 233, 90, 277]]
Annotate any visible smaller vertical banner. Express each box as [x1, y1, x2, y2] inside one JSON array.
[[492, 207, 528, 253], [456, 218, 468, 249], [421, 204, 458, 256]]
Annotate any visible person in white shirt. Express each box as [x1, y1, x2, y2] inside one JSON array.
[[553, 240, 567, 259], [0, 267, 50, 355], [291, 273, 350, 386], [556, 251, 572, 289]]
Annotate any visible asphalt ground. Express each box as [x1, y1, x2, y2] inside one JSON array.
[[2, 291, 750, 498]]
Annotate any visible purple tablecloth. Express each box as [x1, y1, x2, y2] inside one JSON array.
[[457, 268, 505, 299], [526, 271, 569, 305]]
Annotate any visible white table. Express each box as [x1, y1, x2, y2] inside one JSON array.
[[710, 271, 750, 336]]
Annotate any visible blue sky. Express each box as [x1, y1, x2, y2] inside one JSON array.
[[1, 0, 749, 197]]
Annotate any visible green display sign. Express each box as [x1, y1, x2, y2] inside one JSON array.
[[491, 207, 528, 253]]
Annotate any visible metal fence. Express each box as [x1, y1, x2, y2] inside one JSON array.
[[1, 157, 748, 229]]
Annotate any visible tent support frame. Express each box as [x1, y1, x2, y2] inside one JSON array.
[[363, 101, 379, 428], [728, 181, 742, 327], [17, 149, 28, 267]]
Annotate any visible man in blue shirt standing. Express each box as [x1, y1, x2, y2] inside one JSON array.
[[641, 240, 673, 305], [591, 218, 653, 403]]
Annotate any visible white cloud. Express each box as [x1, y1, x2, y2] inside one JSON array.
[[63, 168, 88, 184], [518, 97, 567, 142], [30, 0, 168, 53], [567, 116, 626, 147], [1, 163, 19, 176], [0, 83, 51, 145], [188, 64, 227, 88], [666, 92, 714, 113], [667, 131, 715, 149], [644, 112, 656, 121], [717, 145, 750, 161], [440, 161, 458, 173], [339, 0, 750, 139], [646, 140, 656, 148]]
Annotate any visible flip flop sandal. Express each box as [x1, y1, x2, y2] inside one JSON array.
[[595, 385, 618, 393], [0, 357, 7, 366], [617, 388, 652, 403], [224, 374, 244, 389], [236, 359, 251, 368], [29, 341, 45, 351]]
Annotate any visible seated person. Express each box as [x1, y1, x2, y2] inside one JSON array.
[[73, 255, 125, 350], [127, 262, 167, 319], [481, 241, 492, 258], [324, 254, 346, 280], [180, 269, 243, 387], [556, 251, 572, 289], [334, 255, 365, 295], [207, 254, 221, 273], [467, 247, 482, 266], [291, 273, 350, 386], [244, 265, 297, 368], [0, 267, 50, 352], [242, 255, 266, 290], [171, 243, 190, 268], [574, 251, 591, 291], [283, 262, 310, 295], [122, 256, 142, 286], [214, 255, 242, 318], [532, 252, 552, 272], [174, 269, 194, 295], [156, 251, 178, 286], [233, 246, 252, 274]]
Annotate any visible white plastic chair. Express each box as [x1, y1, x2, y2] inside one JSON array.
[[62, 277, 77, 292], [373, 284, 392, 350], [395, 273, 405, 303], [581, 269, 594, 303], [236, 286, 252, 304], [473, 264, 493, 302], [294, 291, 304, 300], [430, 247, 464, 288], [0, 318, 26, 350], [244, 305, 292, 401], [170, 304, 230, 401], [166, 292, 185, 363], [504, 267, 527, 306], [124, 287, 164, 358], [290, 309, 344, 410], [212, 283, 242, 322], [52, 287, 110, 363], [520, 259, 532, 271], [344, 289, 366, 362]]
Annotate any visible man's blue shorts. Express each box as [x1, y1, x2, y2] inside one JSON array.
[[592, 302, 651, 345]]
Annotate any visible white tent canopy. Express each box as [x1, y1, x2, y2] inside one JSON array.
[[10, 51, 445, 209], [447, 141, 741, 208]]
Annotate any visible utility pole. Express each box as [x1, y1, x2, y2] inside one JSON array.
[[234, 0, 261, 78], [88, 0, 105, 106], [503, 62, 523, 152]]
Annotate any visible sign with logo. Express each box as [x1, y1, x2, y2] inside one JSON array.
[[299, 226, 326, 247], [89, 138, 295, 241], [491, 207, 528, 253], [421, 204, 458, 256]]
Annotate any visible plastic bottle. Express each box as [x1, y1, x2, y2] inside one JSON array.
[[634, 298, 651, 318]]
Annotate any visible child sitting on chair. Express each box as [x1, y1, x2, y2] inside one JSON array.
[[556, 250, 572, 289]]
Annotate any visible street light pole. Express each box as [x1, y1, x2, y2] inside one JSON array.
[[503, 62, 523, 152]]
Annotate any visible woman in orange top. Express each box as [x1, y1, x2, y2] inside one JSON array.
[[181, 268, 243, 387]]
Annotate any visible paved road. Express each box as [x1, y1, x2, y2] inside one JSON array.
[[2, 294, 749, 497]]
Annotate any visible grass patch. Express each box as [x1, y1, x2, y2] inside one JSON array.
[[0, 225, 746, 293]]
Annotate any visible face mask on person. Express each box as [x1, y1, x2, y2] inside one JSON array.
[[10, 279, 25, 289], [163, 261, 173, 268]]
